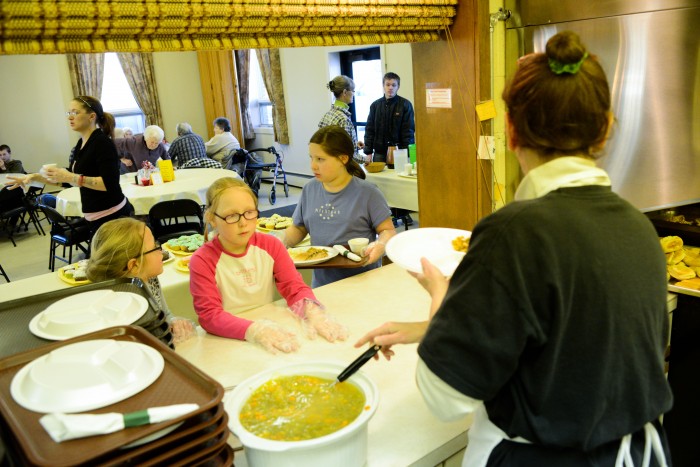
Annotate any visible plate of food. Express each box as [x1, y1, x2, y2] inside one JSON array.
[[161, 249, 175, 264], [288, 246, 338, 266], [175, 257, 191, 273], [386, 227, 471, 277], [28, 290, 149, 341], [257, 214, 293, 232], [163, 234, 204, 256], [58, 260, 91, 286]]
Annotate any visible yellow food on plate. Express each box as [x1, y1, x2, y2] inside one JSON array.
[[660, 235, 683, 253], [239, 375, 365, 441], [290, 247, 329, 262], [665, 249, 686, 265], [176, 258, 191, 272], [668, 263, 696, 281], [674, 277, 700, 291], [683, 247, 700, 267], [258, 215, 293, 231], [452, 236, 470, 253]]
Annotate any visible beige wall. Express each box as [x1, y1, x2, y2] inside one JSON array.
[[0, 44, 412, 179]]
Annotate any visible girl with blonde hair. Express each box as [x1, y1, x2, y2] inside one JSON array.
[[87, 217, 196, 344], [189, 177, 347, 353]]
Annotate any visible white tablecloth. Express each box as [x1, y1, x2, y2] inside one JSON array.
[[365, 169, 419, 211], [55, 168, 238, 217]]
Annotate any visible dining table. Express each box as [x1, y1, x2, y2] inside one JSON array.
[[55, 168, 238, 217], [365, 167, 419, 212]]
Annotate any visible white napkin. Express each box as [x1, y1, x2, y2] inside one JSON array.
[[333, 245, 362, 262], [39, 403, 199, 442]]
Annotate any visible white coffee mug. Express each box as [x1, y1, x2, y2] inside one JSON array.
[[403, 163, 413, 175]]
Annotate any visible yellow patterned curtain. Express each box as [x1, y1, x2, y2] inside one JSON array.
[[66, 54, 104, 99], [256, 49, 289, 145], [116, 53, 164, 128], [0, 0, 456, 54]]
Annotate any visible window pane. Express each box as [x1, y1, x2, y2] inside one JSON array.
[[352, 59, 383, 124], [101, 53, 142, 114]]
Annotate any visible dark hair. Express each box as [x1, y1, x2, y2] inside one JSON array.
[[74, 96, 116, 139], [502, 31, 611, 158], [383, 72, 400, 87], [326, 75, 354, 98], [309, 126, 365, 179], [0, 144, 10, 153], [214, 117, 231, 132]]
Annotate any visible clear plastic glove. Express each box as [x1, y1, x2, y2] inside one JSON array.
[[362, 241, 385, 265], [45, 167, 72, 184], [244, 319, 299, 354], [170, 317, 197, 345], [290, 300, 348, 342]]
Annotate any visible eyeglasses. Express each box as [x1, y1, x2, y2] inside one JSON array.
[[142, 242, 163, 257], [65, 110, 84, 117], [214, 210, 259, 224]]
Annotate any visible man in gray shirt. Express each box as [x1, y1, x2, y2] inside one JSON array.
[[167, 122, 209, 168]]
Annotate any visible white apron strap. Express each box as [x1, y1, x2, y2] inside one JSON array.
[[462, 404, 531, 467], [615, 422, 668, 467]]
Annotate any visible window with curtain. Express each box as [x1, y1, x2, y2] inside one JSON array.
[[248, 53, 272, 128], [101, 53, 145, 133]]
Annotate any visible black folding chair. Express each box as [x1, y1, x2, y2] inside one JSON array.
[[23, 185, 47, 236], [0, 187, 42, 246], [0, 262, 9, 282], [38, 203, 92, 271], [148, 199, 204, 244]]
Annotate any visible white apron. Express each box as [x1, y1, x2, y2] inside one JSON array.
[[461, 405, 669, 467]]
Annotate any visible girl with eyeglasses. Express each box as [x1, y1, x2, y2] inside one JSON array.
[[6, 95, 133, 237], [86, 217, 196, 344], [189, 177, 347, 353]]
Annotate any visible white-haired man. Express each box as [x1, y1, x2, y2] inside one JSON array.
[[115, 125, 169, 173], [167, 123, 211, 168]]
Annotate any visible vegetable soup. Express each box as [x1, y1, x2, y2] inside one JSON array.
[[239, 375, 366, 441]]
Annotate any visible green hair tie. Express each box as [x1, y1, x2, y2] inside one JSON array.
[[549, 52, 588, 75]]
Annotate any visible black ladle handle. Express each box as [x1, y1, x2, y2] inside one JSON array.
[[336, 345, 381, 383]]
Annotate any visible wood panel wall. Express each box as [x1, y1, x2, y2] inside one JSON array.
[[196, 51, 244, 143], [411, 0, 491, 230]]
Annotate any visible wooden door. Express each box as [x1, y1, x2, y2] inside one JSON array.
[[197, 51, 244, 145]]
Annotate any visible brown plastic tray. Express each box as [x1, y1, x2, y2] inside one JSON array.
[[0, 278, 167, 358], [0, 326, 224, 467]]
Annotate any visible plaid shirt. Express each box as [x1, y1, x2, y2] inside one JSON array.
[[318, 102, 360, 153], [167, 133, 207, 168], [180, 157, 222, 169]]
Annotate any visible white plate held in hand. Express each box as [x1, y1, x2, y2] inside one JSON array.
[[386, 227, 471, 277], [29, 290, 149, 341], [11, 339, 164, 413]]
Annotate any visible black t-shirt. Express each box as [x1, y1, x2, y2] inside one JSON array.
[[71, 129, 125, 214], [418, 185, 673, 451]]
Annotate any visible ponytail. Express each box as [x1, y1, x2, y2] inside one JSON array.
[[100, 112, 116, 140]]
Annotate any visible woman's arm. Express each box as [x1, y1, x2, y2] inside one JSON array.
[[45, 167, 107, 191], [283, 224, 308, 248]]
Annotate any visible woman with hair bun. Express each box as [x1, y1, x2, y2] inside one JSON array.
[[318, 75, 364, 161], [283, 126, 396, 287], [204, 117, 240, 163], [357, 31, 672, 465], [7, 95, 133, 236]]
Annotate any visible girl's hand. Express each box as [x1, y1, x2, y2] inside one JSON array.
[[245, 319, 299, 354]]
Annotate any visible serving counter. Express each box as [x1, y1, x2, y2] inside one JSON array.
[[175, 263, 471, 467]]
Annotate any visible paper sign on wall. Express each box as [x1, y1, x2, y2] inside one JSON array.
[[426, 88, 452, 108], [475, 100, 497, 121]]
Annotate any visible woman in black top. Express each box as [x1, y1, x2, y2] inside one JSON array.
[[8, 96, 133, 236]]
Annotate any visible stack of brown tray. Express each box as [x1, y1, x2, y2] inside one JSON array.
[[0, 278, 173, 359], [0, 326, 232, 466]]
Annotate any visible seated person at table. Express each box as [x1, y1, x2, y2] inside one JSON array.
[[168, 122, 208, 168], [0, 144, 25, 174], [86, 218, 196, 344], [283, 126, 396, 287], [116, 125, 170, 173], [189, 177, 347, 353], [204, 117, 240, 163]]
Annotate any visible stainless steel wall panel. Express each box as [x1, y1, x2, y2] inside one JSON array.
[[505, 5, 700, 211]]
